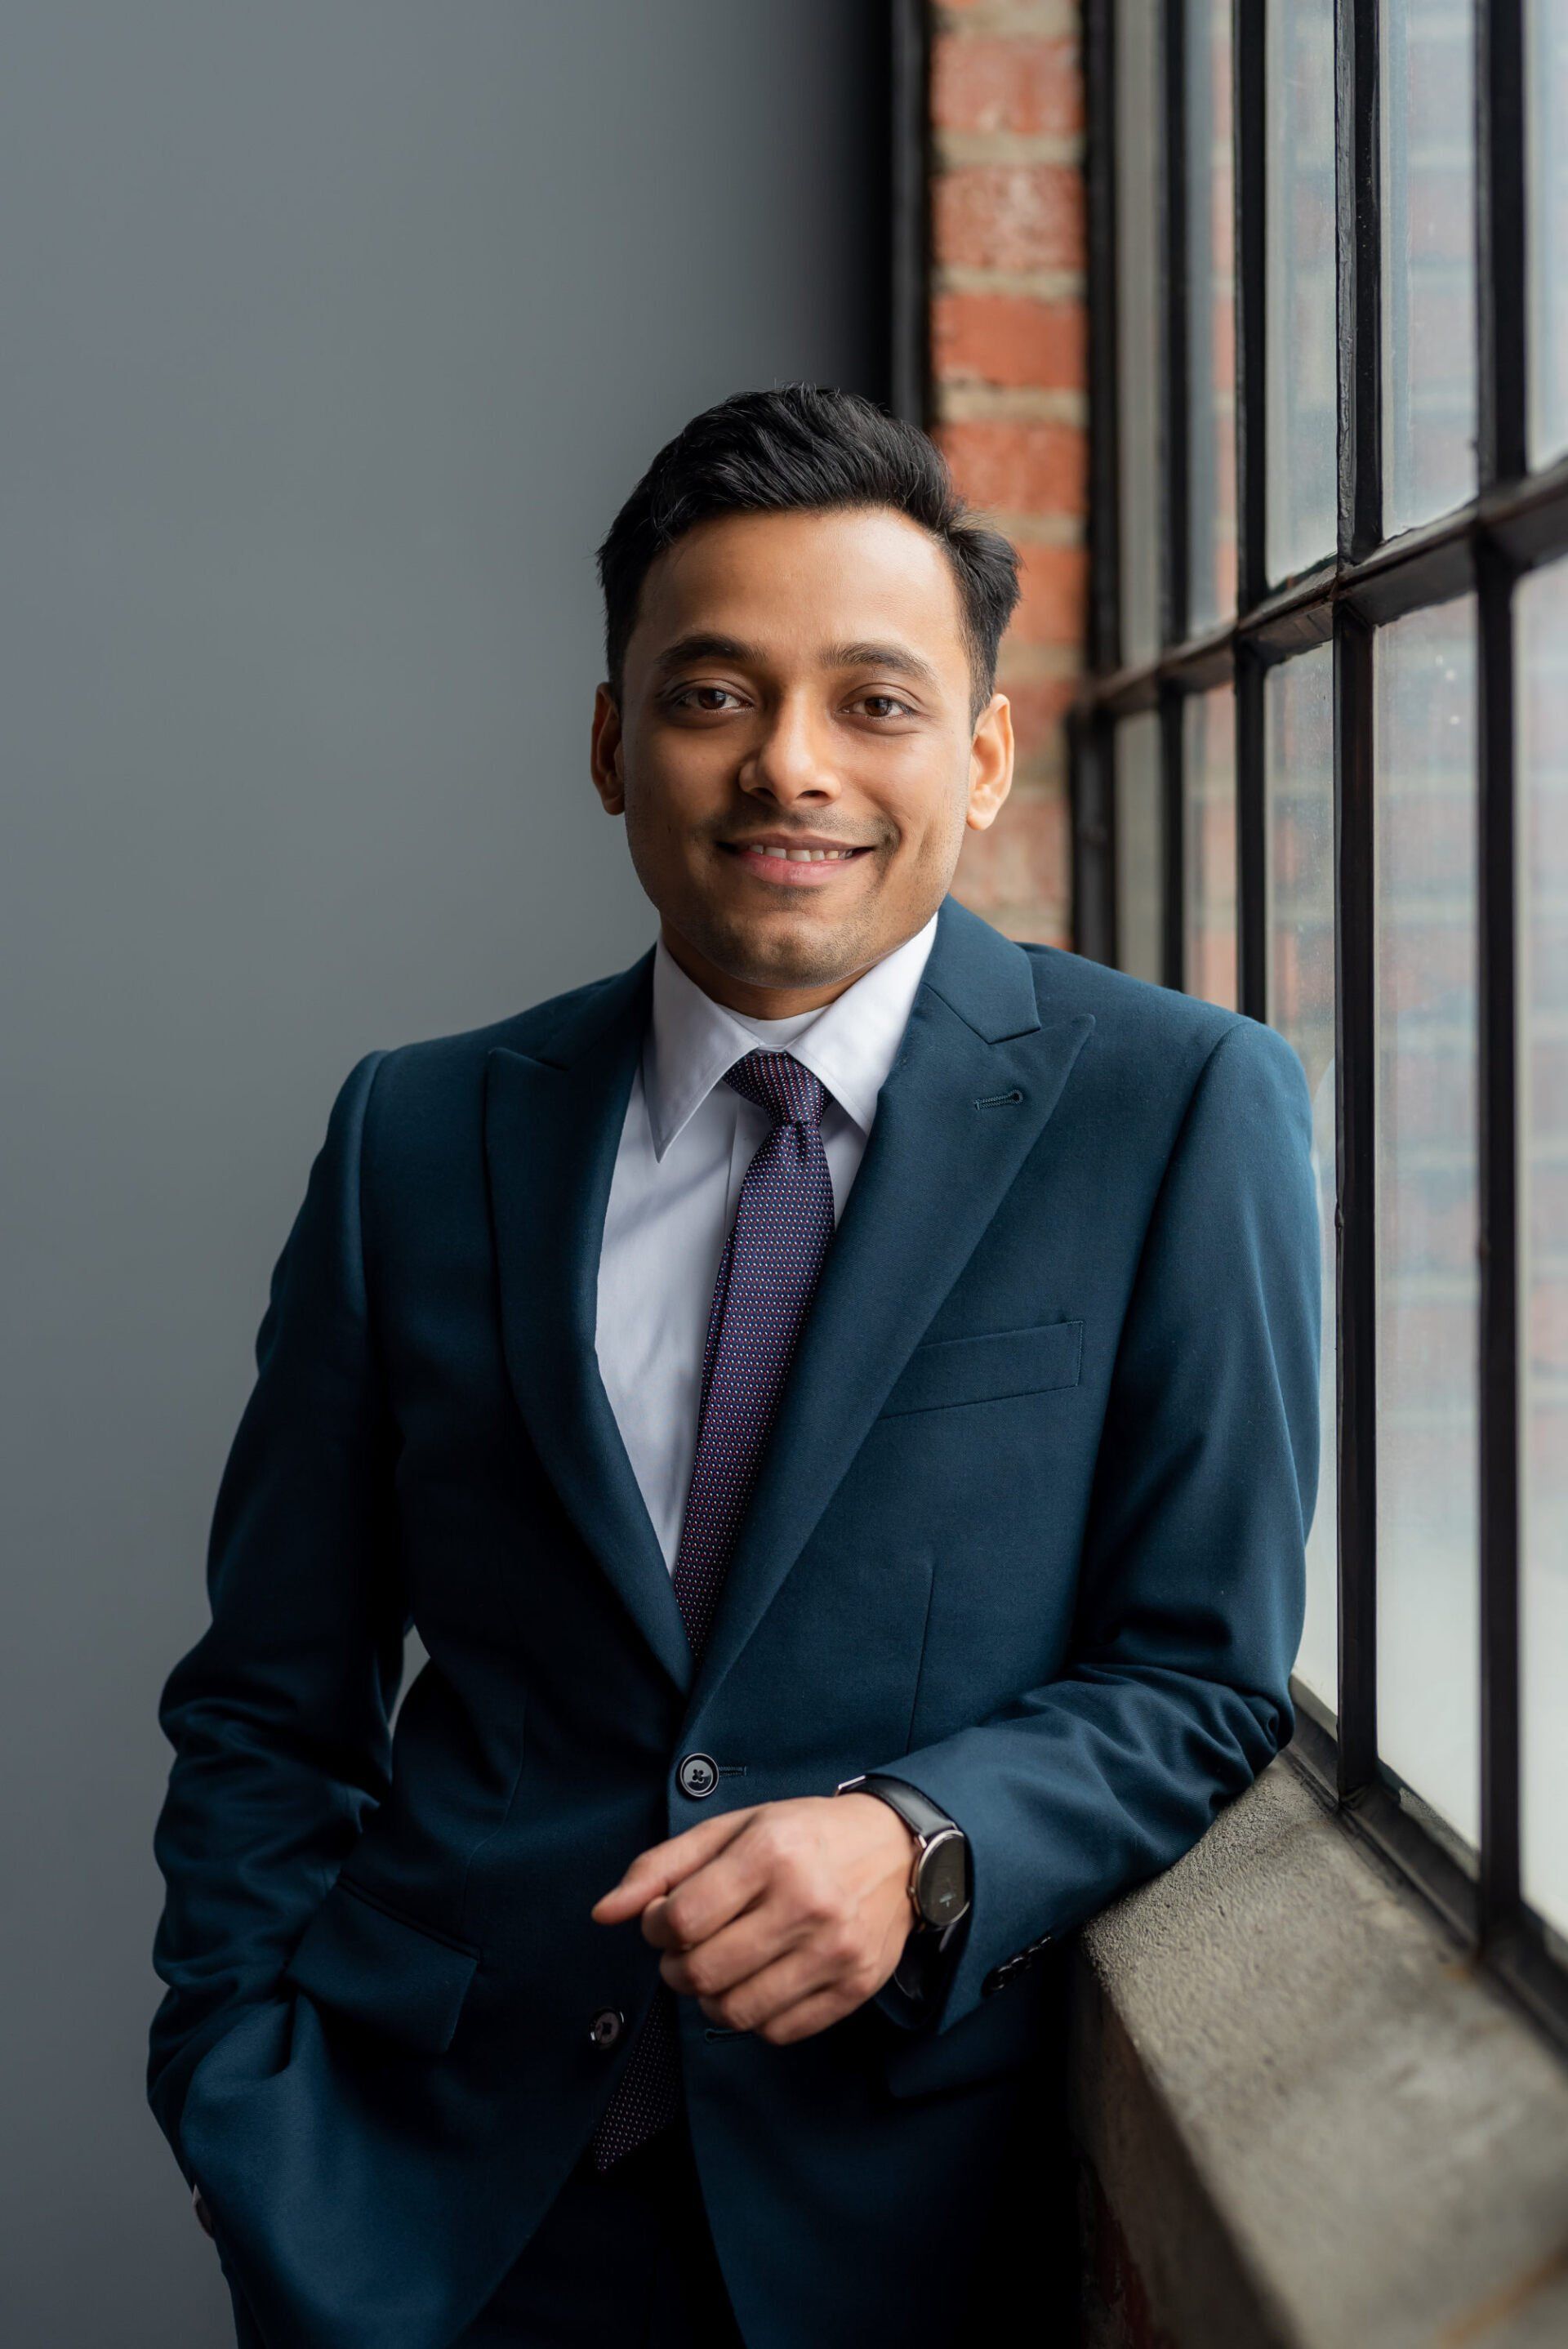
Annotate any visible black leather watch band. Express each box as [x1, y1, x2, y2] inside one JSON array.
[[841, 1773, 956, 1845], [835, 1772, 970, 1931]]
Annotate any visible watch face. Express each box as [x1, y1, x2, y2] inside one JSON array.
[[917, 1831, 969, 1927]]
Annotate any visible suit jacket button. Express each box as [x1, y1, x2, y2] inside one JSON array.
[[589, 2008, 626, 2052], [677, 1752, 719, 1799]]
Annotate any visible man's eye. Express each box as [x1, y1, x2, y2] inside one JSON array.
[[856, 693, 915, 720], [671, 685, 743, 712]]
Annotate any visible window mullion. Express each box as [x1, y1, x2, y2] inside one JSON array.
[[1086, 0, 1123, 675], [1477, 544, 1521, 1948], [1477, 0, 1527, 489], [1160, 684, 1185, 989], [889, 0, 930, 430], [1334, 608, 1378, 1794], [1162, 0, 1191, 650], [1475, 0, 1525, 1955], [1236, 649, 1267, 1020], [1233, 0, 1267, 612], [1070, 710, 1117, 969], [1336, 0, 1383, 561]]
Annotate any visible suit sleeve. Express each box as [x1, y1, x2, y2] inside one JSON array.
[[867, 1017, 1321, 2033], [146, 1050, 406, 2173]]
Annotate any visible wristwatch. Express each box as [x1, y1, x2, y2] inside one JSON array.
[[836, 1772, 970, 1932]]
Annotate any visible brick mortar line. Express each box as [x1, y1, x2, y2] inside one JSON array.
[[991, 512, 1085, 546], [935, 266, 1087, 305], [933, 1, 1077, 36], [937, 384, 1089, 425], [934, 130, 1085, 171]]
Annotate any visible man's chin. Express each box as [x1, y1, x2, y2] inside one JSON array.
[[682, 903, 874, 996]]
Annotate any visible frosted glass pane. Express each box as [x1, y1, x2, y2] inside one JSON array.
[[1265, 645, 1338, 1710], [1374, 600, 1480, 1850], [1117, 0, 1162, 665], [1187, 0, 1237, 628], [1183, 684, 1237, 1008], [1116, 711, 1164, 983], [1380, 0, 1477, 533], [1526, 0, 1568, 466], [1266, 0, 1338, 582], [1517, 559, 1568, 1939]]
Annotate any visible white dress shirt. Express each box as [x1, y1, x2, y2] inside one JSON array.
[[595, 913, 939, 1572]]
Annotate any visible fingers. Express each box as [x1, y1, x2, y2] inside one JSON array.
[[590, 1807, 759, 1926], [642, 1821, 780, 1951], [693, 1946, 868, 2044], [657, 1897, 792, 1996]]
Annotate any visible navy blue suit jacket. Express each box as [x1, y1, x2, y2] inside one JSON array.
[[149, 898, 1321, 2348]]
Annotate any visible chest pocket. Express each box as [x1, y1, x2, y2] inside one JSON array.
[[877, 1317, 1084, 1419]]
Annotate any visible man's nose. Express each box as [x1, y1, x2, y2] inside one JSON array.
[[738, 700, 840, 805]]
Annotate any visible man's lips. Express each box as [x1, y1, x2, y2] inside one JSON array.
[[718, 839, 875, 887]]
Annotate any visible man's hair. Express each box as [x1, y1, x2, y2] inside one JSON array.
[[595, 385, 1021, 724]]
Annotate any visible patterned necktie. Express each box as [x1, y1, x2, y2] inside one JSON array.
[[591, 1048, 836, 2169]]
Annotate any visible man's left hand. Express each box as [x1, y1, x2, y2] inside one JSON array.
[[590, 1795, 917, 2045]]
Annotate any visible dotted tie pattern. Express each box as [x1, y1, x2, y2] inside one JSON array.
[[590, 1050, 836, 2171]]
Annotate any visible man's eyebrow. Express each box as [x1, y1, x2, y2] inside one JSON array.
[[648, 633, 759, 679], [825, 641, 943, 693], [648, 632, 945, 695]]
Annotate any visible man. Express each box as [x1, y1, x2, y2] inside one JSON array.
[[149, 386, 1320, 2348]]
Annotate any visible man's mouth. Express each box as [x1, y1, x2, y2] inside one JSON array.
[[718, 837, 875, 885]]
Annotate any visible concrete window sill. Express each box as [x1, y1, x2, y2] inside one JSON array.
[[1070, 1753, 1568, 2348]]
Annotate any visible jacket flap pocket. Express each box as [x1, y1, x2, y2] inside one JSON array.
[[878, 1318, 1084, 1419], [281, 1876, 479, 2057]]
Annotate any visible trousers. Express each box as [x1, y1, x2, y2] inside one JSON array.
[[452, 2116, 744, 2349]]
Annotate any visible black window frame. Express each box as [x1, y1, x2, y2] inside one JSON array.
[[1071, 0, 1568, 2050]]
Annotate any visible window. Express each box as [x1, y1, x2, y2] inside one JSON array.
[[1074, 0, 1568, 2041]]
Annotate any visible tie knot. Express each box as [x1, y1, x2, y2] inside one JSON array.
[[724, 1049, 826, 1130]]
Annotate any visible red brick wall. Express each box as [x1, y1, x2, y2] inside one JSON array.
[[931, 0, 1088, 951]]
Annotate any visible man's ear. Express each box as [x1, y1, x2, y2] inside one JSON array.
[[590, 682, 626, 815], [965, 693, 1014, 833]]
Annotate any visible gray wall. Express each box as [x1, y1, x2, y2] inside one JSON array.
[[0, 6, 886, 2339]]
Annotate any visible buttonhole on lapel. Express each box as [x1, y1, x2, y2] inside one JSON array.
[[717, 1765, 748, 1779], [704, 2026, 744, 2040], [973, 1089, 1024, 1109]]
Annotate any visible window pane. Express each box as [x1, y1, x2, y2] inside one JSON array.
[[1380, 0, 1477, 533], [1527, 0, 1568, 465], [1117, 0, 1162, 665], [1374, 600, 1480, 1850], [1187, 0, 1236, 627], [1265, 645, 1338, 1710], [1183, 684, 1237, 1007], [1116, 711, 1164, 983], [1517, 559, 1568, 1938], [1266, 0, 1337, 582]]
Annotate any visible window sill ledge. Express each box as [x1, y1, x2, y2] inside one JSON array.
[[1068, 1753, 1568, 2348]]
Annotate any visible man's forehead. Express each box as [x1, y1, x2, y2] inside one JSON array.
[[629, 506, 969, 673]]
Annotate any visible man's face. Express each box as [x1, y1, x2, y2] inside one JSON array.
[[590, 506, 1013, 1013]]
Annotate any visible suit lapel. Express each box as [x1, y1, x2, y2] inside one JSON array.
[[684, 901, 1094, 1721], [483, 955, 695, 1696]]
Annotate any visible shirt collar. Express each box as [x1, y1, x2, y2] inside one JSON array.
[[644, 912, 939, 1161]]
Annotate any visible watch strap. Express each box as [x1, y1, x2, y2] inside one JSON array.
[[839, 1772, 958, 1846], [837, 1772, 969, 1931]]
